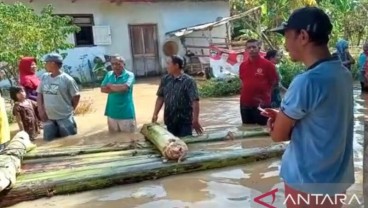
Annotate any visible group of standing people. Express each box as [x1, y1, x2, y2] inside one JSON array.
[[101, 54, 203, 137], [1, 6, 360, 208], [334, 38, 368, 93], [10, 53, 80, 141], [10, 52, 203, 142], [10, 53, 138, 142]]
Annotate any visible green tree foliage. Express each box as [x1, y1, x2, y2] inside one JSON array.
[[231, 0, 317, 48], [0, 3, 79, 84], [320, 0, 368, 46], [230, 0, 368, 49]]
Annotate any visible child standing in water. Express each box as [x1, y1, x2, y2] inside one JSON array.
[[10, 86, 39, 141]]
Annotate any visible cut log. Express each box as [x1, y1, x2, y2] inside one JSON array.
[[182, 129, 269, 144], [24, 128, 268, 159], [22, 150, 159, 174], [140, 123, 188, 162], [24, 142, 151, 159], [21, 156, 162, 180], [0, 131, 35, 192], [0, 143, 286, 207], [23, 149, 156, 165]]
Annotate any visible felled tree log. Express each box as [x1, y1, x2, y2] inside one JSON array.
[[0, 131, 35, 192], [24, 142, 151, 159], [0, 143, 286, 207], [21, 129, 269, 174], [182, 129, 269, 143], [22, 149, 159, 174], [24, 128, 269, 159], [24, 149, 156, 164], [141, 123, 188, 162]]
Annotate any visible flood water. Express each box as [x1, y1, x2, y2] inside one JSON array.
[[11, 87, 366, 208]]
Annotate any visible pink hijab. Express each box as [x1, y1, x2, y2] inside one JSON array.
[[19, 57, 40, 90]]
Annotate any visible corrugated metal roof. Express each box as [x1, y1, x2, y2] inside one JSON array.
[[165, 6, 261, 37]]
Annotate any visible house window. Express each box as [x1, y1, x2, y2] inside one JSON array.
[[67, 15, 94, 46]]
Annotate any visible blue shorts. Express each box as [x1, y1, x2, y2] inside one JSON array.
[[43, 116, 77, 141]]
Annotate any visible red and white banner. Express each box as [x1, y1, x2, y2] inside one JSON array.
[[208, 45, 266, 78], [209, 45, 266, 64]]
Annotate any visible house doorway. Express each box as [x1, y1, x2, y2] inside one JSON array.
[[128, 24, 160, 77]]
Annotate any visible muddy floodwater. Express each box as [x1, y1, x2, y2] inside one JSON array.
[[10, 80, 366, 208]]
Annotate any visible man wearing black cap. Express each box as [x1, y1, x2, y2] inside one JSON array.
[[261, 7, 354, 208], [37, 53, 80, 141]]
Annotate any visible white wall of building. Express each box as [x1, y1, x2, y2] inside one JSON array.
[[1, 0, 229, 83]]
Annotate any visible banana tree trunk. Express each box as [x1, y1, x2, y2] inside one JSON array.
[[141, 123, 188, 162], [0, 143, 286, 207], [25, 127, 268, 160]]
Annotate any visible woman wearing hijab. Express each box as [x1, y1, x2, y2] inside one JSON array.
[[336, 39, 355, 70], [19, 57, 40, 101]]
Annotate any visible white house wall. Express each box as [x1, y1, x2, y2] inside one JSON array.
[[2, 0, 229, 82]]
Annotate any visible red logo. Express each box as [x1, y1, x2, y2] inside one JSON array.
[[253, 188, 278, 208]]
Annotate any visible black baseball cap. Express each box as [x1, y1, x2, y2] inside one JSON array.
[[269, 7, 332, 36]]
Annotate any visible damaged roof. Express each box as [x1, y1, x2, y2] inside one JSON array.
[[165, 6, 261, 37]]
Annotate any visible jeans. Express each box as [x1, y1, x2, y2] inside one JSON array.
[[43, 115, 77, 141], [166, 123, 193, 137]]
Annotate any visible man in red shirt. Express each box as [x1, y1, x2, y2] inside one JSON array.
[[239, 39, 278, 125]]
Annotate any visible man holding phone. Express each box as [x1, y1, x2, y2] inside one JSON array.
[[263, 7, 354, 208]]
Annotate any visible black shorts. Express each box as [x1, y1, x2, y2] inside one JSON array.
[[240, 106, 268, 126], [166, 123, 193, 137]]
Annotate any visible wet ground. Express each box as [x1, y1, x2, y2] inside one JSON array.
[[10, 80, 366, 208]]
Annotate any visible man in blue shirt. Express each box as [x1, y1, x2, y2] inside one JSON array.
[[263, 7, 355, 208], [101, 55, 136, 133]]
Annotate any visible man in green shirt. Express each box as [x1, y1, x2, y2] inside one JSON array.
[[101, 55, 136, 133]]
